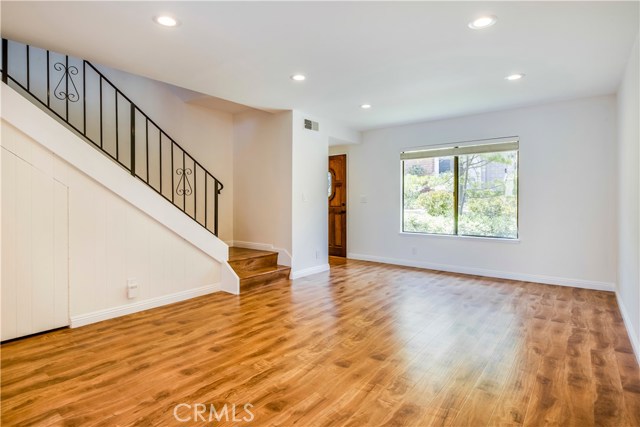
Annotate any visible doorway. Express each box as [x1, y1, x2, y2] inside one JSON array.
[[328, 154, 347, 257]]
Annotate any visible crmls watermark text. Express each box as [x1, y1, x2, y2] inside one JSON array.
[[174, 403, 255, 423]]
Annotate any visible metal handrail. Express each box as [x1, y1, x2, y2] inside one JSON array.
[[1, 38, 222, 236]]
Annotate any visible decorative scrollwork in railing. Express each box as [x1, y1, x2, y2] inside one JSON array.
[[176, 168, 193, 196], [53, 62, 79, 102]]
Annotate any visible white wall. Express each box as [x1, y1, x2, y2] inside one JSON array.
[[233, 109, 359, 276], [291, 111, 360, 277], [233, 110, 293, 261], [617, 35, 640, 358], [1, 120, 221, 326], [291, 111, 329, 276], [2, 142, 69, 340], [2, 82, 237, 329], [333, 95, 618, 290], [95, 65, 235, 242]]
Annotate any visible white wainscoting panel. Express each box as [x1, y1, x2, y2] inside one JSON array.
[[1, 147, 70, 340]]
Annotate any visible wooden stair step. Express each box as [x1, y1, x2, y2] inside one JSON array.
[[229, 252, 278, 273], [228, 247, 290, 290], [236, 264, 287, 278], [229, 247, 279, 272], [239, 265, 291, 290], [228, 247, 278, 262]]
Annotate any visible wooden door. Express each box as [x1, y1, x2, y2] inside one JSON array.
[[328, 155, 347, 257]]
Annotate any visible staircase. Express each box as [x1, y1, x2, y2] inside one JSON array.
[[1, 38, 223, 236], [228, 248, 291, 290]]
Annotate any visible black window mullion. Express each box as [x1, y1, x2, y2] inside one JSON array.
[[453, 155, 459, 235], [401, 160, 405, 232]]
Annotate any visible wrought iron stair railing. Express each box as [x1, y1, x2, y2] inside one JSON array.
[[1, 38, 223, 236]]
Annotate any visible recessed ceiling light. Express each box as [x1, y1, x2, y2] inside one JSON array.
[[290, 74, 306, 81], [505, 73, 525, 81], [360, 104, 372, 109], [468, 15, 497, 29], [154, 15, 179, 27]]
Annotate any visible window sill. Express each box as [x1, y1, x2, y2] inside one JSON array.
[[398, 231, 520, 243]]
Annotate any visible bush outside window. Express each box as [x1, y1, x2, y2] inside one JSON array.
[[402, 139, 518, 239]]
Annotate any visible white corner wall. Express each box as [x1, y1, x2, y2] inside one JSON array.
[[2, 84, 238, 328], [291, 111, 360, 278], [617, 34, 640, 359], [232, 110, 293, 264], [232, 108, 359, 278], [334, 95, 618, 291], [291, 111, 329, 277]]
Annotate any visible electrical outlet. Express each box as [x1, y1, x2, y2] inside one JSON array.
[[127, 279, 139, 299], [360, 195, 367, 203], [411, 247, 417, 255], [316, 249, 320, 259]]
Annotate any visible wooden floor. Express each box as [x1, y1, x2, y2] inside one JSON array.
[[2, 259, 639, 426]]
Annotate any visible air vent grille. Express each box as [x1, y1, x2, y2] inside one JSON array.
[[304, 119, 319, 131]]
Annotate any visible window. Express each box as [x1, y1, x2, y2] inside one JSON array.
[[402, 139, 518, 239]]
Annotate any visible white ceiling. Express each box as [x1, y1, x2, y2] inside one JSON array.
[[2, 1, 638, 131]]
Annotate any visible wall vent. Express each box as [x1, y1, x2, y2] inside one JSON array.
[[304, 119, 319, 131]]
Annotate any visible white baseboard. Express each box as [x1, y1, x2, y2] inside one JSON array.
[[70, 283, 220, 328], [290, 263, 330, 280], [615, 292, 640, 365], [347, 252, 615, 292], [230, 240, 292, 267]]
